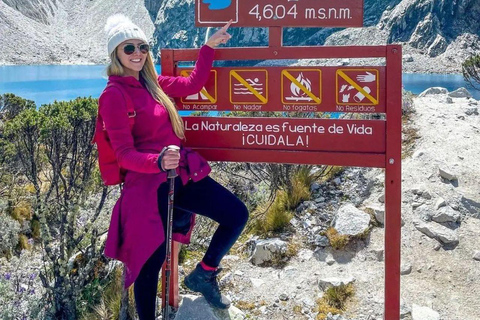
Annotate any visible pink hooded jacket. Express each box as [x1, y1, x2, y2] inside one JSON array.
[[101, 45, 214, 288]]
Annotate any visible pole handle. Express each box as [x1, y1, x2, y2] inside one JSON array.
[[166, 145, 180, 179]]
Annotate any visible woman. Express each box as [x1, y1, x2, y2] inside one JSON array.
[[100, 14, 248, 319]]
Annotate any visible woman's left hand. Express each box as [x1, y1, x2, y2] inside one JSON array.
[[205, 20, 233, 48]]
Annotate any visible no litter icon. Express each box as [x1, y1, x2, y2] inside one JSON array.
[[336, 69, 379, 105]]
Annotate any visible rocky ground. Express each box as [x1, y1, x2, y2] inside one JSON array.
[[174, 88, 480, 320]]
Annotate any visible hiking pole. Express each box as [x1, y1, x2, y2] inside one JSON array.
[[162, 145, 180, 320]]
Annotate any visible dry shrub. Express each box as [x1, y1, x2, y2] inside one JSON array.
[[316, 283, 355, 320], [325, 227, 349, 250]]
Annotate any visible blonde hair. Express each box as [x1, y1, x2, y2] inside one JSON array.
[[106, 49, 185, 139]]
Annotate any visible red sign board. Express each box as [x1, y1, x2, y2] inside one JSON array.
[[183, 117, 385, 153], [175, 66, 385, 113], [161, 44, 403, 320], [196, 0, 364, 27]]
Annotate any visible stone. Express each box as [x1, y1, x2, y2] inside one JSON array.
[[279, 293, 289, 301], [448, 87, 472, 98], [326, 255, 335, 266], [400, 263, 412, 275], [403, 54, 414, 62], [378, 194, 385, 203], [298, 249, 313, 261], [438, 166, 457, 181], [434, 197, 446, 210], [176, 294, 245, 320], [413, 219, 459, 245], [473, 251, 480, 261], [333, 203, 370, 236], [366, 205, 385, 224], [318, 277, 355, 291], [302, 297, 315, 307], [250, 238, 287, 266], [250, 278, 265, 288], [314, 235, 330, 247], [400, 303, 412, 319], [223, 255, 240, 261], [370, 248, 384, 261], [412, 150, 425, 158], [418, 87, 448, 97], [431, 206, 461, 223], [311, 182, 321, 191], [219, 272, 233, 287], [465, 107, 479, 116], [234, 270, 244, 276], [414, 204, 434, 221], [411, 304, 440, 320], [444, 96, 453, 104]]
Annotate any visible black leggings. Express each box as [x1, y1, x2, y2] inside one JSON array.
[[133, 176, 249, 320]]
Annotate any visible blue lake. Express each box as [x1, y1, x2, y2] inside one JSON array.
[[0, 65, 478, 106]]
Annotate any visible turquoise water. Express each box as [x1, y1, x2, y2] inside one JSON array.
[[0, 65, 478, 106]]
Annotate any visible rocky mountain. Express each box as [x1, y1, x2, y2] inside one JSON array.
[[2, 0, 59, 24], [0, 0, 479, 71]]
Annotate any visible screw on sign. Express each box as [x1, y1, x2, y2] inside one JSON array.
[[196, 0, 364, 27], [230, 69, 268, 104], [281, 69, 322, 105]]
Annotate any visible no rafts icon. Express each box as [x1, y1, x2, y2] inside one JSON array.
[[202, 0, 231, 10]]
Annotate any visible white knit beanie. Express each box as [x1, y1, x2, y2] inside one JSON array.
[[105, 14, 148, 56]]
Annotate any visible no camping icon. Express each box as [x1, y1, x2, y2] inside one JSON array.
[[181, 70, 218, 104], [336, 69, 379, 105]]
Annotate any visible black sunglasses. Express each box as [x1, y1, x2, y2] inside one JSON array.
[[123, 43, 150, 55]]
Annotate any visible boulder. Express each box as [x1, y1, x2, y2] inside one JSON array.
[[411, 304, 440, 320], [413, 219, 459, 245], [333, 203, 370, 236], [418, 87, 448, 97], [438, 166, 457, 181], [465, 107, 479, 116], [249, 238, 287, 266], [431, 206, 461, 223], [318, 276, 355, 291], [176, 295, 244, 320], [448, 87, 472, 98]]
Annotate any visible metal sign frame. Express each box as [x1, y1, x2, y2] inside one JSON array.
[[160, 27, 402, 320]]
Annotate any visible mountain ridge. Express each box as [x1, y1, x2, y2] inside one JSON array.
[[0, 0, 479, 73]]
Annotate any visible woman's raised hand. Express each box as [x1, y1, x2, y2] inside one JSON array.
[[205, 20, 233, 48]]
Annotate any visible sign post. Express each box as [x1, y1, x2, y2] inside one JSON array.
[[161, 1, 401, 319]]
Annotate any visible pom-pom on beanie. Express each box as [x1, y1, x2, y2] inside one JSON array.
[[105, 14, 148, 56]]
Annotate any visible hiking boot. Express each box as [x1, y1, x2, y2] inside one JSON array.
[[184, 264, 231, 309]]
